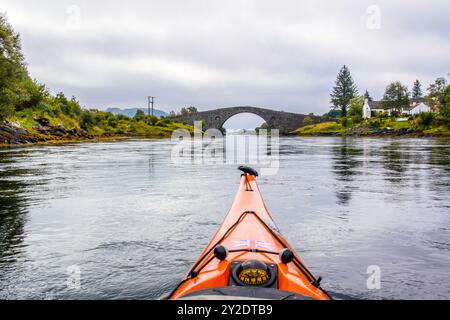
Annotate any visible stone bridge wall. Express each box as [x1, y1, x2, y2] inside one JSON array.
[[172, 106, 319, 135]]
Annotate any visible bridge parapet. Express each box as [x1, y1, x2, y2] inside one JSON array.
[[172, 106, 320, 135]]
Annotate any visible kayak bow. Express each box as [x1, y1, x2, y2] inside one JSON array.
[[168, 166, 331, 300]]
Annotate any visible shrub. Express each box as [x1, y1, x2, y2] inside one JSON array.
[[15, 79, 48, 111], [134, 109, 145, 120], [145, 115, 159, 125], [157, 117, 172, 125], [303, 116, 313, 126], [348, 96, 364, 117], [339, 117, 349, 127], [0, 103, 14, 122], [80, 110, 95, 129], [324, 109, 341, 119], [415, 112, 434, 127], [350, 115, 362, 124], [432, 114, 450, 128], [107, 117, 118, 128]]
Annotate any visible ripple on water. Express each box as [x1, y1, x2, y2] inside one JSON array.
[[0, 137, 449, 299]]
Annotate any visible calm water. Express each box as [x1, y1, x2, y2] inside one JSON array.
[[0, 137, 449, 300]]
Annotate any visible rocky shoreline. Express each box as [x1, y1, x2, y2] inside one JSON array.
[[0, 119, 111, 147], [2, 120, 448, 148], [296, 127, 446, 138]]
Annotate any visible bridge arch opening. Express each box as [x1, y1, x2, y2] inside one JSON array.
[[221, 112, 267, 133]]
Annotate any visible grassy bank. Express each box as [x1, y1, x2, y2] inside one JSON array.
[[0, 94, 193, 147], [296, 114, 450, 138]]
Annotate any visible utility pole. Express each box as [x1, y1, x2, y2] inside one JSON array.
[[147, 96, 155, 116]]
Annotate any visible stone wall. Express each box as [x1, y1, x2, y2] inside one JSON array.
[[172, 106, 319, 135]]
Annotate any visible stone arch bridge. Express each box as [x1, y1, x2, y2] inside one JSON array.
[[172, 106, 319, 135]]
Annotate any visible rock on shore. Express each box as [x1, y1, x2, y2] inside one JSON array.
[[1, 119, 93, 145]]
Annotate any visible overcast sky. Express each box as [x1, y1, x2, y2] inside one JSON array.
[[2, 0, 449, 119]]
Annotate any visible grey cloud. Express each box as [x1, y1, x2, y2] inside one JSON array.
[[3, 0, 449, 115]]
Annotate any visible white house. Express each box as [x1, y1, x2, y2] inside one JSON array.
[[363, 98, 432, 118], [404, 98, 431, 115], [363, 99, 372, 119]]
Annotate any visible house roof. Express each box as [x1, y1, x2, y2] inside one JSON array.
[[368, 98, 429, 111], [411, 97, 428, 104], [367, 101, 391, 110]]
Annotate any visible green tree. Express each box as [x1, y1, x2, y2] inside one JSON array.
[[180, 107, 188, 116], [180, 106, 198, 116], [187, 106, 198, 114], [427, 77, 448, 113], [324, 109, 341, 119], [134, 109, 145, 119], [382, 82, 410, 113], [330, 65, 358, 117], [303, 116, 313, 126], [80, 110, 95, 129], [348, 96, 364, 117], [364, 90, 373, 102], [0, 14, 48, 120], [443, 85, 450, 116], [412, 80, 422, 99], [146, 115, 158, 125], [0, 14, 27, 121]]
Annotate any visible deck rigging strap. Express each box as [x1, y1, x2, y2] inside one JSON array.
[[166, 211, 249, 299], [166, 210, 331, 299], [242, 173, 253, 191]]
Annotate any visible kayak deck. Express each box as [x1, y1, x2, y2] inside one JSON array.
[[168, 170, 330, 300]]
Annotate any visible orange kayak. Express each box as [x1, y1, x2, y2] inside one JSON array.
[[168, 166, 331, 300]]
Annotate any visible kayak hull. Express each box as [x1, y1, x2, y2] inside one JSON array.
[[168, 173, 330, 300]]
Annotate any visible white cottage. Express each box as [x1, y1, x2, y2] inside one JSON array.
[[363, 98, 432, 118], [404, 98, 431, 115]]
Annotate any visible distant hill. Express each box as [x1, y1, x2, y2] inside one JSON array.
[[106, 107, 168, 118]]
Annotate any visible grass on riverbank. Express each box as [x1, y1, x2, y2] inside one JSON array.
[[1, 97, 193, 146], [11, 108, 192, 138], [296, 114, 450, 137]]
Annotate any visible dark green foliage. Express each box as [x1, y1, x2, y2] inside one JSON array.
[[116, 114, 130, 121], [324, 109, 342, 119], [157, 117, 171, 125], [339, 117, 350, 128], [412, 80, 422, 99], [0, 102, 14, 121], [0, 13, 27, 121], [431, 113, 450, 128], [0, 14, 49, 120], [80, 110, 95, 129], [382, 82, 410, 112], [330, 65, 358, 117], [443, 85, 450, 117], [146, 115, 158, 125], [364, 90, 373, 102], [415, 112, 434, 127], [348, 96, 364, 117], [180, 106, 198, 116], [427, 77, 448, 114], [51, 93, 82, 116], [134, 109, 145, 119], [303, 116, 313, 126]]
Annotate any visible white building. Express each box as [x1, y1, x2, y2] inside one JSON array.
[[363, 98, 431, 118], [405, 98, 431, 115]]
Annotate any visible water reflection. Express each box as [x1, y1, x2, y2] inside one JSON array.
[[380, 142, 410, 184], [427, 143, 450, 200], [331, 139, 363, 205], [0, 138, 449, 299], [0, 152, 31, 265]]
